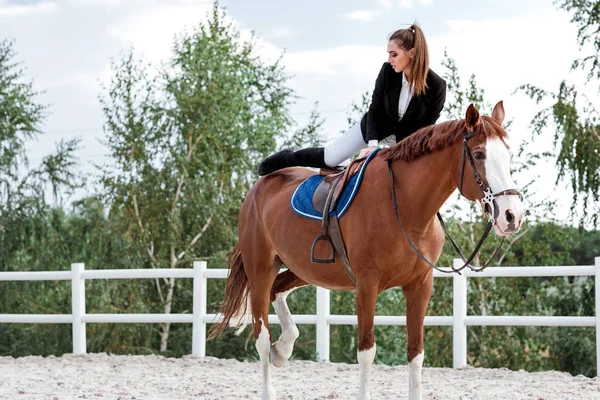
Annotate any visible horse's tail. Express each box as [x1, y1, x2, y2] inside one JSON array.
[[208, 242, 252, 340]]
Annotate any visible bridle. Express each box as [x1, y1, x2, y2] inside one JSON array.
[[387, 130, 523, 274], [458, 131, 523, 226]]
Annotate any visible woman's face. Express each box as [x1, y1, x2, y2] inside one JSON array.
[[387, 40, 413, 73]]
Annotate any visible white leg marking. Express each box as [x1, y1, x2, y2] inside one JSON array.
[[229, 293, 252, 335], [357, 344, 376, 400], [271, 289, 299, 366], [255, 317, 276, 400], [408, 351, 424, 400]]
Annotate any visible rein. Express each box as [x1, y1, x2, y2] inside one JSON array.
[[387, 130, 523, 274]]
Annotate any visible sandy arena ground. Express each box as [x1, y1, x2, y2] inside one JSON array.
[[1, 354, 599, 399]]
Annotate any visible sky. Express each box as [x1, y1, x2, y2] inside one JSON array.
[[0, 0, 595, 223]]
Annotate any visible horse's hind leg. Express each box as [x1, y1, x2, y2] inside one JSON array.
[[402, 272, 433, 400], [247, 256, 281, 400], [270, 269, 309, 367]]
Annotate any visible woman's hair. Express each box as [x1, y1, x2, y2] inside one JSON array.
[[389, 23, 429, 96]]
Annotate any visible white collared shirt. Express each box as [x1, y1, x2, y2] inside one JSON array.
[[398, 72, 413, 121]]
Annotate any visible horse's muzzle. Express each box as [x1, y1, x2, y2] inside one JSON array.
[[493, 195, 525, 237]]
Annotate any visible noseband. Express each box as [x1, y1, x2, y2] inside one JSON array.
[[387, 130, 523, 274]]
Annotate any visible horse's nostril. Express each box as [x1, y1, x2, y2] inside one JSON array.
[[505, 210, 515, 224]]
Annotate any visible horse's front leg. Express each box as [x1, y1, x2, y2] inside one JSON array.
[[402, 272, 433, 400], [355, 282, 379, 400]]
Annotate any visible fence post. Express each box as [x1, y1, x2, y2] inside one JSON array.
[[71, 263, 86, 354], [594, 257, 600, 376], [453, 258, 467, 368], [192, 261, 207, 357], [316, 286, 330, 362]]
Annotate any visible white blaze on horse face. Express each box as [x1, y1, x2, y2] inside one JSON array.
[[255, 317, 276, 400], [408, 351, 424, 400], [271, 289, 300, 367], [357, 344, 376, 400], [484, 137, 525, 236]]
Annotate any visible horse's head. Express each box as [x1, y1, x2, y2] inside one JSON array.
[[458, 101, 525, 237]]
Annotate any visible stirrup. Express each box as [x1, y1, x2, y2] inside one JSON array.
[[311, 234, 335, 263]]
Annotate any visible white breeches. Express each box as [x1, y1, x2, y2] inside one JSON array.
[[323, 122, 396, 167]]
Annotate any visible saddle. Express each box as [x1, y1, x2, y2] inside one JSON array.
[[310, 156, 370, 284]]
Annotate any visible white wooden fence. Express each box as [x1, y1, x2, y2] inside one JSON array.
[[1, 258, 599, 375]]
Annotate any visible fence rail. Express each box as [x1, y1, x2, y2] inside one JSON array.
[[1, 258, 599, 375]]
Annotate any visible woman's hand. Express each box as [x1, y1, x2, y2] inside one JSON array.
[[358, 146, 377, 159]]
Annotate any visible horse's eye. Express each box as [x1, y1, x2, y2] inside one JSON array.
[[474, 152, 486, 160]]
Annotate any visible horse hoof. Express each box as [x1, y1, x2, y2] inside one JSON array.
[[270, 343, 287, 367], [262, 387, 276, 400]]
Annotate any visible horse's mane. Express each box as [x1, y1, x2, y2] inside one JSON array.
[[379, 116, 508, 162]]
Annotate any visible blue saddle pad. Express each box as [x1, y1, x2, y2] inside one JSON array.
[[290, 149, 380, 221]]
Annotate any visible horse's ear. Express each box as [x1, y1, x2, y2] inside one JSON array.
[[491, 101, 505, 125], [465, 104, 480, 131]]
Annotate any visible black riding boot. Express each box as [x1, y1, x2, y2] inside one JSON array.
[[258, 147, 329, 176]]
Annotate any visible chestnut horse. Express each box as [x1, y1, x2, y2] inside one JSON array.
[[210, 102, 525, 399]]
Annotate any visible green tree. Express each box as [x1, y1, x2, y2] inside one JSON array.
[[0, 38, 80, 269], [519, 0, 600, 225], [0, 39, 81, 356], [559, 0, 600, 80], [99, 5, 294, 352]]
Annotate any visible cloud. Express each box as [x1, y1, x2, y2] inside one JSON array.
[[49, 61, 120, 94], [430, 13, 582, 93], [373, 0, 431, 11], [67, 0, 125, 6], [105, 3, 215, 64], [272, 27, 293, 38], [0, 1, 56, 17], [373, 0, 393, 9], [105, 2, 285, 67], [343, 9, 381, 22], [282, 45, 384, 78]]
